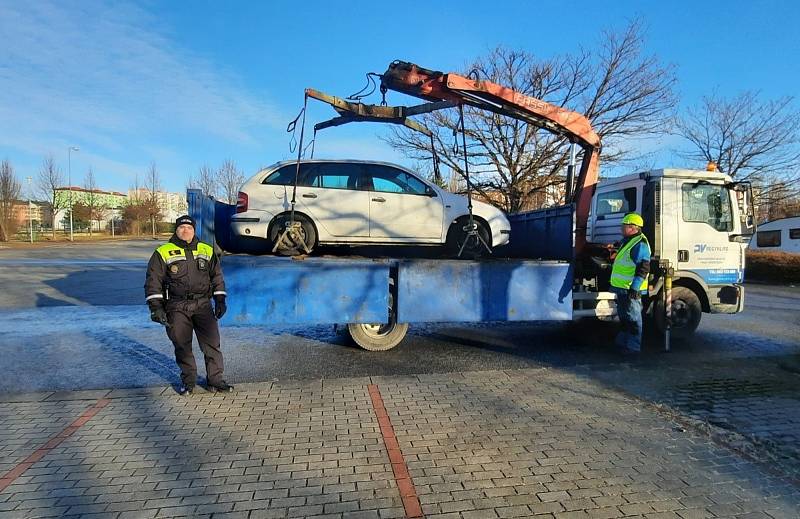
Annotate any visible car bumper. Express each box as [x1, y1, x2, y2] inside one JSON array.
[[230, 211, 273, 239], [493, 227, 511, 247], [486, 216, 511, 247]]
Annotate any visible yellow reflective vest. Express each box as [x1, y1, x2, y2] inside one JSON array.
[[610, 233, 650, 291]]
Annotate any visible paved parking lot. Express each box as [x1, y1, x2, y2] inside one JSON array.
[[1, 241, 799, 518], [2, 369, 800, 519]]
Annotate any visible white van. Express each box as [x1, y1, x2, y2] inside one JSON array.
[[749, 216, 800, 253]]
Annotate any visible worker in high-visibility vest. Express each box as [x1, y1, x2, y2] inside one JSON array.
[[610, 212, 651, 353]]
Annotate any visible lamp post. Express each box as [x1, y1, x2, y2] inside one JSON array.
[[67, 146, 79, 241], [26, 176, 33, 243]]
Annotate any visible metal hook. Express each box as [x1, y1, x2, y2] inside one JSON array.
[[287, 106, 305, 153]]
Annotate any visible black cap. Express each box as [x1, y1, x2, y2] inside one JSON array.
[[175, 215, 195, 228]]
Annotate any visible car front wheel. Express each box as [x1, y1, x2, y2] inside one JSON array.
[[446, 218, 492, 259]]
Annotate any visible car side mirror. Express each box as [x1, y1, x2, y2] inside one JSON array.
[[425, 186, 437, 197]]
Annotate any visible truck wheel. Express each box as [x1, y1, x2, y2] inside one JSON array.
[[654, 286, 702, 339], [268, 214, 316, 256], [446, 218, 492, 259], [347, 322, 409, 351]]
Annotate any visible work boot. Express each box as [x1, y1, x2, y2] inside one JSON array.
[[177, 384, 194, 396], [208, 381, 234, 393]]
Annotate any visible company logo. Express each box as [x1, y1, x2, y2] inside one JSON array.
[[693, 243, 729, 253]]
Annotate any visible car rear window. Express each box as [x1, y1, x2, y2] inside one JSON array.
[[261, 165, 300, 185]]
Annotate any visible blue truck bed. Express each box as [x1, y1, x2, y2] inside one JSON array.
[[188, 190, 575, 327]]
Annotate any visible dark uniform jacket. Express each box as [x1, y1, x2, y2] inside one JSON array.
[[144, 234, 226, 306]]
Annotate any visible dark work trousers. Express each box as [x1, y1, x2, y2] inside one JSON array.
[[165, 299, 224, 386], [611, 287, 644, 352]]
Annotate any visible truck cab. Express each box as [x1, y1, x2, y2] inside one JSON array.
[[587, 168, 756, 337]]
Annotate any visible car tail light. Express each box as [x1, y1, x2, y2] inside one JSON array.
[[236, 192, 248, 213]]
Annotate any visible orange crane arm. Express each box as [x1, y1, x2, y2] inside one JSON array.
[[380, 61, 601, 255]]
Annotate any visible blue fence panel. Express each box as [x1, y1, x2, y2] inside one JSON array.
[[397, 260, 572, 322], [187, 189, 216, 247], [214, 200, 237, 251], [221, 256, 390, 325]]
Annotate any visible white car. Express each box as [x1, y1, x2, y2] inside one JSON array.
[[231, 160, 511, 257]]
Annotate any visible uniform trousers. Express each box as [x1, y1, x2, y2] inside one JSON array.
[[165, 299, 224, 386]]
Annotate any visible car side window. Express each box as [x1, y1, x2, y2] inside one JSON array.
[[261, 164, 299, 185], [368, 165, 428, 195], [304, 163, 364, 190]]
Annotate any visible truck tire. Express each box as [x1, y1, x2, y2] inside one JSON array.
[[653, 286, 702, 339], [268, 214, 316, 256], [446, 218, 492, 259], [347, 321, 409, 351]]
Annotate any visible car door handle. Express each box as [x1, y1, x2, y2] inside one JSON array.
[[302, 193, 317, 199], [372, 197, 386, 202]]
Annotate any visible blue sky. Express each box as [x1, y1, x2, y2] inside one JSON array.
[[1, 0, 798, 195]]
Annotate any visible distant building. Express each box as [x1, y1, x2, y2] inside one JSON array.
[[9, 200, 48, 230], [55, 186, 127, 208], [52, 187, 128, 232], [472, 178, 566, 213], [39, 186, 187, 232], [127, 189, 187, 222]]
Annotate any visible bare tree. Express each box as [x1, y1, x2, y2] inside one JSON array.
[[676, 91, 800, 213], [36, 155, 67, 238], [123, 175, 146, 236], [144, 163, 163, 238], [385, 21, 677, 213], [0, 159, 22, 241], [218, 159, 244, 205], [187, 164, 219, 198], [756, 181, 800, 221], [83, 168, 108, 236]]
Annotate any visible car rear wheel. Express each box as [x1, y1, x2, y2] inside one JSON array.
[[268, 214, 317, 256], [446, 218, 492, 259]]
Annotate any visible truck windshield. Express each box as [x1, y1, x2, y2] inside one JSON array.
[[681, 183, 733, 232]]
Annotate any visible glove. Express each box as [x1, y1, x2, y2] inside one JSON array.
[[213, 295, 227, 319], [627, 289, 641, 300], [148, 301, 168, 325]]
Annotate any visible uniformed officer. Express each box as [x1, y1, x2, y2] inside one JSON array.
[[145, 215, 233, 395], [610, 212, 651, 353]]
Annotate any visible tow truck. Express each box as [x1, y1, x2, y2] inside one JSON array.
[[189, 61, 756, 350]]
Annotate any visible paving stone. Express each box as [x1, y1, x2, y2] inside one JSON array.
[[1, 368, 799, 519]]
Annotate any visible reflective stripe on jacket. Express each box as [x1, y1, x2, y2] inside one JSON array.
[[610, 233, 651, 291], [156, 241, 214, 264]]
